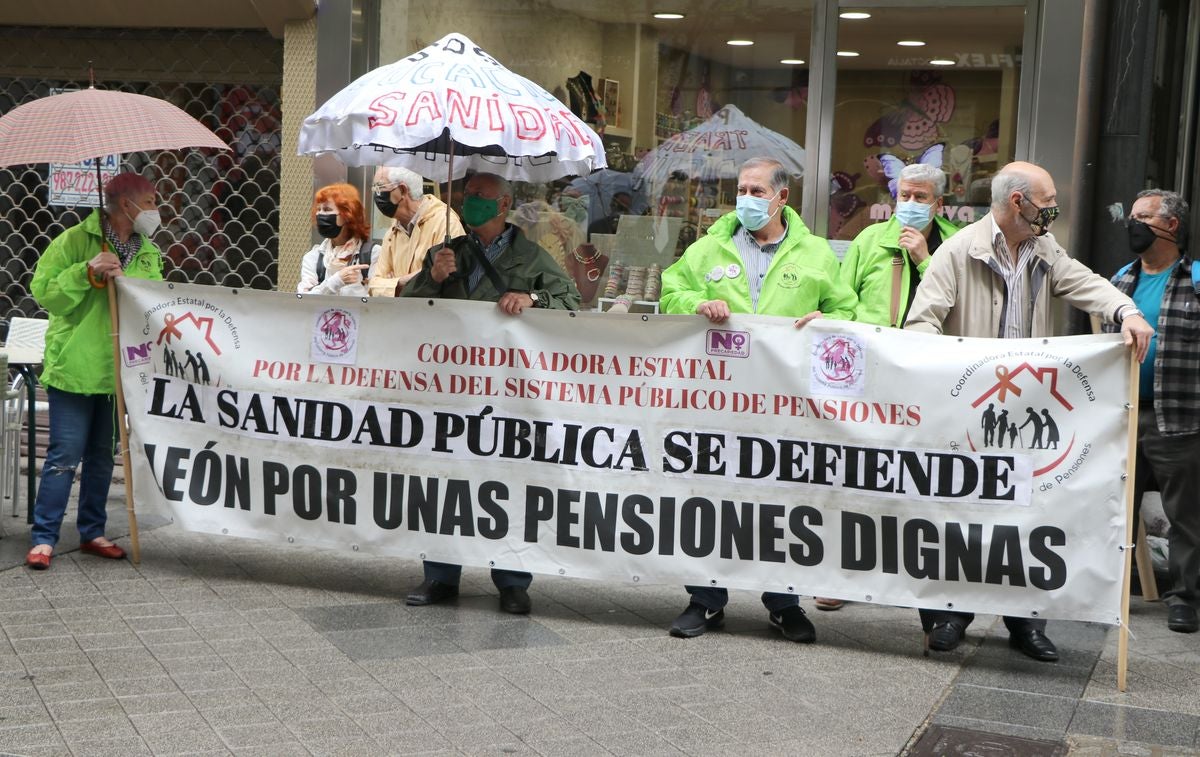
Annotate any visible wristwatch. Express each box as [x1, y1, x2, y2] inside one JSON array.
[[529, 291, 544, 308], [1119, 305, 1144, 322]]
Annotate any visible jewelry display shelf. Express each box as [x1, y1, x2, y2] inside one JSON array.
[[594, 298, 660, 314]]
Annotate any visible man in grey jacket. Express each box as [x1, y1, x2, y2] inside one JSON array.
[[905, 161, 1153, 662]]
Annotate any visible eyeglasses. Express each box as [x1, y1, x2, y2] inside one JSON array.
[[371, 183, 398, 194]]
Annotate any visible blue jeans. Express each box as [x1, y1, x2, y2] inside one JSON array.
[[423, 561, 532, 590], [31, 388, 116, 548], [685, 586, 799, 613]]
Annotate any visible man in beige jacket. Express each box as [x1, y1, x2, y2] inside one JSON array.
[[368, 166, 465, 297], [905, 161, 1153, 663]]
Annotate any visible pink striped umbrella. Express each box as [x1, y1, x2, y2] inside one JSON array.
[[0, 87, 228, 168]]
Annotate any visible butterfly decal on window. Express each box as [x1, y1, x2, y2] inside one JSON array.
[[864, 74, 956, 152], [877, 144, 945, 199], [830, 170, 866, 219]]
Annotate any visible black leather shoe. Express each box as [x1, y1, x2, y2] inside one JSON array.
[[927, 620, 966, 652], [499, 586, 532, 614], [405, 579, 458, 606], [1009, 629, 1059, 662], [1168, 604, 1200, 633]]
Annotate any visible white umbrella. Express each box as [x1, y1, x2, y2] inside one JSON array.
[[634, 104, 805, 195], [298, 33, 606, 183]]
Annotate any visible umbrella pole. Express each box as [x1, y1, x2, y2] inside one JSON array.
[[444, 139, 455, 246], [106, 282, 141, 564]]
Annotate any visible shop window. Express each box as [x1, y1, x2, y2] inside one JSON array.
[[827, 6, 1025, 247], [382, 0, 813, 308]]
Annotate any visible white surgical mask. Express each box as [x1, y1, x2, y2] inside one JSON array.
[[129, 208, 161, 237]]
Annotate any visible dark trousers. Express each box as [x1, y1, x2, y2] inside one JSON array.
[[918, 609, 1046, 635], [686, 586, 799, 613], [1133, 408, 1200, 608], [423, 561, 531, 590]]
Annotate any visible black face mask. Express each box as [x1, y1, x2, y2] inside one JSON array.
[[374, 191, 399, 218], [316, 213, 341, 239], [1018, 194, 1059, 236], [1127, 218, 1175, 255]]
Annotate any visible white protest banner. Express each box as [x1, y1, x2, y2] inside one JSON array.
[[118, 279, 1131, 625]]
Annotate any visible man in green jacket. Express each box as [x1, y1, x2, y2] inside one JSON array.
[[403, 171, 580, 614], [839, 162, 960, 328], [26, 173, 164, 570], [660, 157, 857, 644]]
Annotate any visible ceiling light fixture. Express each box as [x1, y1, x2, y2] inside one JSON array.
[[929, 58, 956, 66], [780, 58, 806, 65], [840, 12, 871, 20], [653, 12, 685, 20], [726, 39, 754, 46], [897, 40, 926, 47], [836, 51, 860, 57]]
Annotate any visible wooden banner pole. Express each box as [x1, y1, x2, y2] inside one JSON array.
[[107, 280, 141, 564], [1118, 349, 1140, 692]]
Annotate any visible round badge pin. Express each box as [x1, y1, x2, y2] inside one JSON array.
[[709, 265, 724, 282], [725, 263, 741, 279]]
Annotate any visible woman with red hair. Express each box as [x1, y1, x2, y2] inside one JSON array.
[[297, 183, 379, 296]]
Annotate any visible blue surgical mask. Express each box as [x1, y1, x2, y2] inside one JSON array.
[[736, 191, 780, 231], [894, 200, 933, 230]]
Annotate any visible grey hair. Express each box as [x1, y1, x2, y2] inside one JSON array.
[[899, 163, 946, 196], [469, 172, 512, 200], [382, 166, 424, 198], [990, 170, 1034, 211], [740, 157, 790, 193], [1136, 189, 1190, 223]]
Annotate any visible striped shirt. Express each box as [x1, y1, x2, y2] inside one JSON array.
[[467, 225, 516, 292], [989, 215, 1038, 338], [734, 221, 787, 311]]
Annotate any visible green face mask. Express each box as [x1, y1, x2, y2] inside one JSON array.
[[462, 194, 500, 227]]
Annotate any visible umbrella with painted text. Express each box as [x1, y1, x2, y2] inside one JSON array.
[[633, 104, 805, 196], [297, 32, 607, 183]]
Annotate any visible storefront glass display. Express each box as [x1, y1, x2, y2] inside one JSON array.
[[374, 1, 1032, 303], [826, 6, 1026, 246], [379, 0, 814, 308]]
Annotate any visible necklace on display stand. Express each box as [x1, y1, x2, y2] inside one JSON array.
[[573, 243, 603, 281]]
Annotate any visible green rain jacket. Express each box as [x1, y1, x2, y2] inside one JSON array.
[[660, 206, 856, 318], [30, 210, 164, 395], [403, 226, 581, 309], [839, 214, 961, 327]]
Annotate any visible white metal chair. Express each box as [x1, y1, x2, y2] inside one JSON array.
[[1, 363, 24, 516], [2, 317, 48, 518]]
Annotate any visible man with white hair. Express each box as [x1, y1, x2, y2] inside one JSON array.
[[840, 162, 961, 328], [904, 161, 1154, 662], [369, 165, 464, 297]]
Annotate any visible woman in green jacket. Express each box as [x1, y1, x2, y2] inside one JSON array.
[[25, 173, 164, 569]]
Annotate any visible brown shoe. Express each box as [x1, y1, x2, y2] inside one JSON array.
[[25, 548, 51, 570], [814, 597, 845, 611], [80, 539, 126, 560]]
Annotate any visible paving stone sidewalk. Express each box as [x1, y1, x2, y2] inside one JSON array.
[[0, 492, 1197, 756]]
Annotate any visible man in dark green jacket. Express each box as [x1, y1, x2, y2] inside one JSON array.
[[839, 162, 959, 328], [403, 171, 580, 614], [26, 172, 164, 570]]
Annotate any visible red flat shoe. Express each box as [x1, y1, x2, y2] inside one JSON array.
[[25, 549, 51, 570], [80, 539, 126, 560]]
